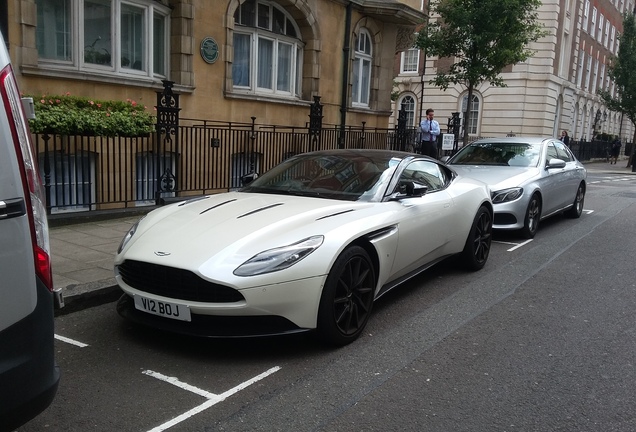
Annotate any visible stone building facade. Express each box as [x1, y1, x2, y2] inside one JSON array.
[[4, 0, 424, 129], [392, 0, 635, 144]]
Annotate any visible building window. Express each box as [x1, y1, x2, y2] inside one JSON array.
[[591, 8, 597, 40], [600, 63, 606, 90], [352, 29, 372, 107], [461, 94, 480, 135], [585, 54, 592, 91], [401, 49, 419, 74], [39, 152, 96, 214], [577, 50, 585, 88], [135, 153, 176, 205], [591, 59, 599, 93], [231, 153, 262, 190], [597, 15, 604, 41], [583, 0, 590, 32], [35, 0, 169, 79], [398, 95, 416, 126], [233, 0, 303, 98]]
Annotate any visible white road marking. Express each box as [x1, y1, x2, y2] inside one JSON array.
[[144, 366, 281, 432], [493, 240, 519, 246], [492, 209, 594, 251], [54, 334, 89, 348], [507, 239, 533, 252]]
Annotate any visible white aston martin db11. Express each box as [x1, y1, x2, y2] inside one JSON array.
[[115, 149, 493, 346]]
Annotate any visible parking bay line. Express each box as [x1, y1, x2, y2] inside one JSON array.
[[143, 366, 281, 432], [54, 334, 89, 348], [492, 239, 533, 252], [493, 209, 595, 252]]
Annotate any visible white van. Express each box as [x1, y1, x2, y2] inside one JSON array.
[[0, 34, 60, 430]]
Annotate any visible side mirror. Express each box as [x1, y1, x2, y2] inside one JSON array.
[[241, 172, 259, 185], [546, 158, 566, 169], [390, 181, 428, 200], [440, 155, 450, 164]]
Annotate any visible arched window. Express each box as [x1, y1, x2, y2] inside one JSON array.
[[398, 95, 416, 127], [461, 94, 480, 135], [352, 29, 372, 107], [233, 0, 303, 98]]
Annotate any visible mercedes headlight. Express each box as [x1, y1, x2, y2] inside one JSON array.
[[234, 235, 324, 276], [491, 187, 523, 204]]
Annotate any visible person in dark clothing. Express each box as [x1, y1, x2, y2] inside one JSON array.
[[560, 130, 570, 146], [610, 139, 622, 164]]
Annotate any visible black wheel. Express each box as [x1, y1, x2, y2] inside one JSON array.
[[461, 206, 492, 271], [520, 193, 541, 239], [316, 246, 376, 346], [565, 182, 585, 218]]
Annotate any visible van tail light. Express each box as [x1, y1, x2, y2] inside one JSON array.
[[0, 65, 54, 291]]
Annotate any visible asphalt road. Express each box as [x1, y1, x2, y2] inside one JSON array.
[[17, 171, 636, 432]]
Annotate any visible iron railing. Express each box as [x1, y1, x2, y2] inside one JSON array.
[[34, 121, 420, 214], [33, 125, 631, 215]]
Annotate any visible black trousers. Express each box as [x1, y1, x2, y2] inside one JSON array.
[[420, 141, 438, 159]]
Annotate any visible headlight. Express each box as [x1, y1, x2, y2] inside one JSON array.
[[117, 219, 142, 254], [234, 235, 324, 276], [491, 187, 523, 204]]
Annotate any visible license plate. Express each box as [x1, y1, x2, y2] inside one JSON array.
[[133, 295, 191, 322]]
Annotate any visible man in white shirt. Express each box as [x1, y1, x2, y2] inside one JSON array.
[[420, 108, 441, 158]]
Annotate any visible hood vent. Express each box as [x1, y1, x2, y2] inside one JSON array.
[[237, 202, 284, 218], [200, 199, 238, 214], [316, 209, 355, 220]]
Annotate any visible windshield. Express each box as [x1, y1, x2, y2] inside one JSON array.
[[241, 152, 402, 201], [449, 142, 542, 167]]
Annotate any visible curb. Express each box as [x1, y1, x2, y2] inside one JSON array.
[[55, 282, 121, 317]]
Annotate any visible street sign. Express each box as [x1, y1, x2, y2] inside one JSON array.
[[442, 134, 455, 150]]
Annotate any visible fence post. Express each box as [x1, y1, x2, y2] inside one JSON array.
[[396, 106, 407, 151], [155, 80, 180, 205], [308, 96, 323, 152], [41, 134, 52, 215]]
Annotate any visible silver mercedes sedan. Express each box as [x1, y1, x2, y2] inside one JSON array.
[[444, 137, 587, 238]]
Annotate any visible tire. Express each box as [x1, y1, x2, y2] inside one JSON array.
[[461, 206, 493, 271], [565, 182, 585, 218], [520, 193, 541, 239], [316, 246, 376, 346]]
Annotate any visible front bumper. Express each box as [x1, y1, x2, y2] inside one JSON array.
[[492, 199, 528, 231], [116, 274, 327, 338]]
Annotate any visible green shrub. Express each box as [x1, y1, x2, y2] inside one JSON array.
[[26, 94, 155, 137]]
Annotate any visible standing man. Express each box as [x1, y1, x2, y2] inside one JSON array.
[[420, 108, 441, 158]]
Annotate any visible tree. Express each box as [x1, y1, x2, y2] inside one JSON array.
[[599, 11, 636, 167], [416, 0, 545, 145]]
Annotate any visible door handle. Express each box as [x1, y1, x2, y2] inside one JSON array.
[[0, 198, 26, 220]]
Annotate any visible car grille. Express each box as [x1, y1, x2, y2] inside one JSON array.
[[117, 260, 245, 303]]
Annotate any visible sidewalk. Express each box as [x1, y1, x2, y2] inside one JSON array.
[[48, 158, 636, 314], [49, 213, 147, 314]]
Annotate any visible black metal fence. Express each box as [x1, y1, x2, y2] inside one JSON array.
[[33, 120, 421, 214], [34, 127, 631, 215]]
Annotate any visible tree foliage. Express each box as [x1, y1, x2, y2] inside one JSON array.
[[599, 11, 636, 160], [416, 0, 545, 143]]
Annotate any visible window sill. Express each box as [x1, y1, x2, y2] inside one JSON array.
[[20, 65, 194, 94], [349, 106, 392, 117], [225, 91, 310, 107]]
